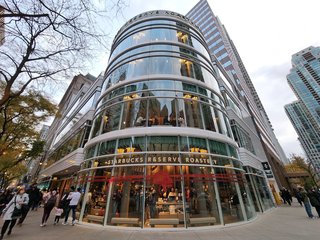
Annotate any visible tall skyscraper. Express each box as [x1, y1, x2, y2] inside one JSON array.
[[285, 46, 320, 172], [187, 0, 289, 191]]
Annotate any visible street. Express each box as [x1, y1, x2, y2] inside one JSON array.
[[1, 201, 319, 240]]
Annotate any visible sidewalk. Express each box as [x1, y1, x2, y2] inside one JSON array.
[[1, 202, 319, 240]]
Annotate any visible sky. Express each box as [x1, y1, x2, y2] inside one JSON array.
[[54, 0, 320, 158]]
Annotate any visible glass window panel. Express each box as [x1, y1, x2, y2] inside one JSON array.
[[107, 166, 144, 227], [209, 140, 227, 155], [121, 100, 137, 129], [81, 168, 112, 225], [102, 104, 121, 133], [235, 170, 256, 220], [148, 98, 175, 126], [202, 103, 216, 132], [176, 99, 186, 127], [184, 98, 203, 129], [98, 140, 116, 156], [182, 166, 221, 226], [85, 146, 96, 160], [134, 100, 148, 127], [147, 136, 179, 151], [91, 113, 102, 138], [182, 82, 197, 93], [215, 167, 244, 223], [144, 165, 184, 228]]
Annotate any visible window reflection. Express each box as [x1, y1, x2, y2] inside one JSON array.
[[182, 166, 220, 226], [111, 27, 210, 60], [108, 56, 214, 87], [102, 105, 121, 133], [215, 167, 244, 224], [144, 165, 184, 228], [107, 166, 144, 227], [81, 168, 112, 225], [95, 81, 231, 135]]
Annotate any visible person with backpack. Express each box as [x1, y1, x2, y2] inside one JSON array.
[[40, 188, 59, 227]]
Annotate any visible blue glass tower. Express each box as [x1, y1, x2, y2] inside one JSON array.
[[286, 46, 320, 172]]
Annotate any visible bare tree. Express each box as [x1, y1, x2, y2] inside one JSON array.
[[0, 0, 125, 108]]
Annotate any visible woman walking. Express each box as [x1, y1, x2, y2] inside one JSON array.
[[40, 188, 59, 227], [0, 187, 29, 239]]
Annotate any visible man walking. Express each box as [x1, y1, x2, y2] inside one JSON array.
[[62, 187, 82, 226]]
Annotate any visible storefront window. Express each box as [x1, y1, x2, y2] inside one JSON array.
[[144, 165, 184, 228], [215, 167, 244, 224], [81, 168, 112, 225], [182, 166, 220, 227], [234, 170, 256, 220], [107, 166, 144, 227]]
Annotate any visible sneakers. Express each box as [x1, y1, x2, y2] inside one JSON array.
[[72, 220, 75, 226], [62, 222, 68, 225], [40, 222, 47, 227]]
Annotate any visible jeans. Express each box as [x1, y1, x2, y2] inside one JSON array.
[[42, 206, 54, 224], [303, 202, 314, 218], [64, 205, 77, 222], [1, 219, 17, 236], [18, 205, 30, 224]]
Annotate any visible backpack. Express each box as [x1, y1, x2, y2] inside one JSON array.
[[45, 194, 56, 208]]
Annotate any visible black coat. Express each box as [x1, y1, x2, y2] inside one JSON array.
[[307, 191, 320, 207]]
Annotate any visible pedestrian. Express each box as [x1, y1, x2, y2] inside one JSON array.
[[40, 188, 48, 208], [0, 187, 29, 239], [40, 188, 59, 227], [295, 189, 303, 206], [299, 187, 315, 219], [280, 188, 292, 205], [53, 205, 64, 225], [62, 187, 82, 226], [28, 185, 41, 211], [307, 188, 320, 217], [17, 186, 30, 226], [0, 189, 13, 215], [59, 191, 71, 218]]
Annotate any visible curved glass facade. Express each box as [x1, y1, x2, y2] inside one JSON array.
[[76, 10, 256, 228]]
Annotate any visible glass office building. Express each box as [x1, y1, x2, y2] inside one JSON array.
[[286, 46, 320, 172], [76, 10, 256, 228]]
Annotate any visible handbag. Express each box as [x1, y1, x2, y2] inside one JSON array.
[[11, 197, 22, 219]]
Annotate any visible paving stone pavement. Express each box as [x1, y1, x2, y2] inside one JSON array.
[[1, 201, 319, 240]]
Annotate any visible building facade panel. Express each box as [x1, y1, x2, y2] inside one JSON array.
[[75, 10, 257, 228], [187, 0, 286, 200]]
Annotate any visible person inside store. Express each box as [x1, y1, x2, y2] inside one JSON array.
[[112, 188, 122, 217], [147, 187, 157, 218], [168, 188, 177, 202], [136, 115, 146, 126], [178, 116, 185, 127]]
